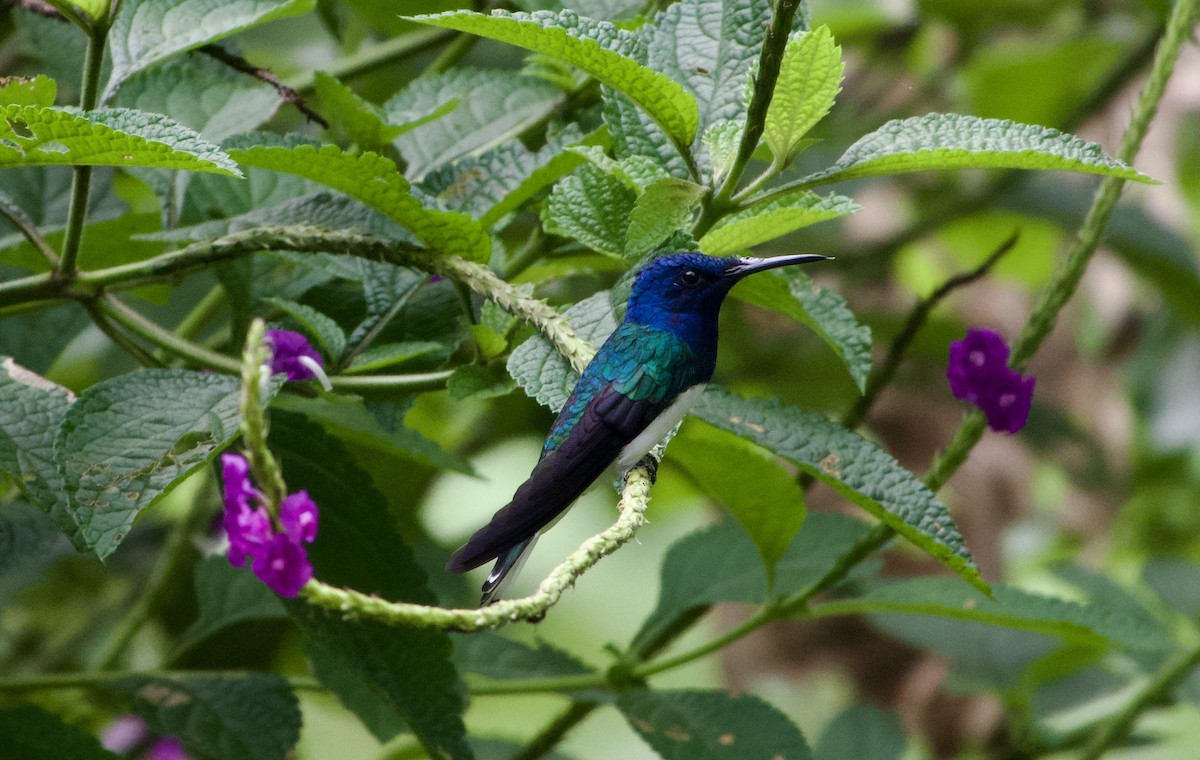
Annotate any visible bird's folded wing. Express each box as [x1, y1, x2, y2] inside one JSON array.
[[445, 383, 661, 573]]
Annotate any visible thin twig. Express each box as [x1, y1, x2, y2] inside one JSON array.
[[200, 44, 329, 128], [0, 192, 59, 267]]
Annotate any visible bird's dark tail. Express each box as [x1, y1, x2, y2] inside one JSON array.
[[479, 536, 537, 606]]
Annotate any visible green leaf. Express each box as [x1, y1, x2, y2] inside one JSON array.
[[699, 190, 858, 255], [0, 705, 119, 759], [113, 673, 300, 760], [625, 177, 706, 258], [449, 631, 593, 680], [704, 119, 743, 184], [763, 27, 843, 166], [669, 425, 806, 580], [342, 342, 448, 374], [103, 0, 316, 102], [116, 55, 278, 142], [732, 268, 872, 392], [632, 513, 872, 650], [796, 113, 1153, 188], [507, 291, 620, 411], [57, 370, 243, 561], [263, 298, 347, 361], [815, 705, 906, 760], [228, 137, 489, 261], [175, 557, 287, 655], [388, 67, 564, 180], [0, 357, 78, 547], [0, 303, 89, 376], [814, 578, 1173, 652], [618, 689, 814, 760], [542, 162, 637, 256], [420, 125, 595, 228], [410, 10, 699, 148], [272, 414, 470, 757], [447, 363, 517, 401], [0, 105, 240, 174], [694, 388, 986, 593], [314, 71, 399, 150], [0, 75, 56, 107], [0, 500, 70, 604]]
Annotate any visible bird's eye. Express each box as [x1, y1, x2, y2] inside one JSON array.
[[680, 269, 701, 286]]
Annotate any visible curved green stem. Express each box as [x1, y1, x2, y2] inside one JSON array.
[[512, 701, 599, 760], [58, 24, 108, 277], [0, 669, 324, 693]]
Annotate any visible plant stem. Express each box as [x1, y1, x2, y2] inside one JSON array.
[[1080, 642, 1200, 760], [0, 669, 323, 693], [87, 498, 204, 670], [83, 300, 163, 367], [58, 24, 107, 277], [511, 701, 599, 760], [0, 193, 59, 267]]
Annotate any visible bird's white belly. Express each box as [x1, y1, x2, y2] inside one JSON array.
[[617, 385, 705, 470]]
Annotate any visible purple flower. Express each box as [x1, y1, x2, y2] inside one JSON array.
[[219, 452, 318, 597], [947, 328, 1036, 434], [145, 738, 191, 760], [265, 329, 327, 385]]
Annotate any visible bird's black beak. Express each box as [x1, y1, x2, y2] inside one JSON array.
[[726, 254, 831, 279]]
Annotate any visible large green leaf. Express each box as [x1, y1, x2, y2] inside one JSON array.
[[731, 268, 872, 392], [174, 557, 287, 655], [618, 689, 814, 760], [388, 68, 564, 180], [631, 513, 872, 651], [272, 414, 470, 757], [795, 114, 1152, 188], [0, 358, 78, 546], [0, 705, 119, 759], [0, 105, 239, 174], [763, 26, 843, 166], [693, 388, 986, 592], [102, 0, 316, 102], [506, 291, 620, 411], [669, 425, 806, 580], [410, 10, 699, 148], [56, 370, 243, 561], [228, 137, 489, 261], [698, 190, 858, 255], [113, 674, 300, 760], [814, 577, 1173, 652], [450, 632, 593, 680], [0, 75, 56, 107], [815, 705, 906, 760], [542, 163, 637, 256], [0, 500, 70, 605]]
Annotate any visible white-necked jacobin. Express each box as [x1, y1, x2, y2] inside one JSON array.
[[447, 251, 829, 605]]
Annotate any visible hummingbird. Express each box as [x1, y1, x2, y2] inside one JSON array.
[[447, 251, 829, 605]]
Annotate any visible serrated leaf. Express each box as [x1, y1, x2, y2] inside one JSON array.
[[816, 705, 906, 760], [57, 370, 243, 560], [542, 162, 637, 256], [450, 631, 593, 680], [113, 673, 300, 760], [263, 298, 347, 360], [569, 144, 666, 192], [625, 177, 705, 258], [103, 0, 316, 102], [732, 268, 872, 392], [704, 119, 742, 184], [603, 84, 691, 179], [117, 55, 279, 143], [314, 71, 396, 149], [506, 291, 619, 411], [0, 705, 119, 759], [619, 689, 814, 760], [0, 105, 240, 174], [410, 9, 699, 148], [815, 578, 1173, 652], [272, 414, 471, 757], [388, 67, 564, 180], [669, 425, 805, 580], [694, 388, 986, 592], [632, 513, 872, 651], [0, 357, 78, 547], [228, 138, 489, 261], [699, 190, 858, 255], [0, 75, 56, 107], [763, 27, 843, 166], [421, 125, 595, 227], [175, 557, 287, 655], [796, 114, 1152, 188]]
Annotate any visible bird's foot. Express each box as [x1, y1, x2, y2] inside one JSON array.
[[634, 454, 660, 484]]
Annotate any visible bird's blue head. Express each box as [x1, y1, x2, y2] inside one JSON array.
[[625, 251, 829, 353]]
